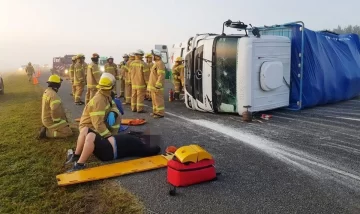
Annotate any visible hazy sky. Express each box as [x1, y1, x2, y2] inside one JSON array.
[[0, 0, 359, 71]]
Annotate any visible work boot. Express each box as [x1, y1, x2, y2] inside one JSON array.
[[65, 154, 80, 165], [67, 162, 86, 172], [153, 114, 164, 119], [37, 126, 47, 139]]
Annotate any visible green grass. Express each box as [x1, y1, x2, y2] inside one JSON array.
[[0, 72, 144, 214]]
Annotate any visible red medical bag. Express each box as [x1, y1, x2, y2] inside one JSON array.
[[167, 158, 216, 187]]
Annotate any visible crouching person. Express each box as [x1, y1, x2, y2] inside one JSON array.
[[65, 129, 161, 171], [38, 75, 73, 139]]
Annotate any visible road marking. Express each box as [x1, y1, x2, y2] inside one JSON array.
[[333, 117, 360, 122]]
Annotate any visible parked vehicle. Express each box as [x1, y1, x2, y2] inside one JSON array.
[[0, 74, 4, 95], [52, 55, 76, 77]]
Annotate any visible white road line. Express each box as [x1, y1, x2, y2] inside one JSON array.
[[333, 117, 360, 122]]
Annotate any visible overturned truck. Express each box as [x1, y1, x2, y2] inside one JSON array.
[[177, 20, 360, 116]]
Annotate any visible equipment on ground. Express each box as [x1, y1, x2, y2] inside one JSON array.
[[167, 145, 218, 196], [56, 152, 175, 186], [121, 119, 147, 126]]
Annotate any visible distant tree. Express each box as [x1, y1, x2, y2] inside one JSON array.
[[328, 25, 360, 35]]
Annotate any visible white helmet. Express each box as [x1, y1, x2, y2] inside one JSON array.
[[129, 53, 135, 57], [134, 49, 145, 55], [151, 49, 162, 57], [122, 54, 129, 58]]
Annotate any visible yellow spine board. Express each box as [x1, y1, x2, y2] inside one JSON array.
[[174, 145, 212, 164], [56, 153, 174, 186]]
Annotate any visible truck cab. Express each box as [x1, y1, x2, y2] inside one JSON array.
[[181, 20, 292, 116], [99, 56, 108, 72]]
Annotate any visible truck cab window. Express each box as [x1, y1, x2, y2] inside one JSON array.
[[161, 52, 168, 64], [214, 37, 238, 112]]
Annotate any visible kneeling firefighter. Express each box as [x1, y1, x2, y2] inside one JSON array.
[[79, 73, 121, 138], [38, 75, 73, 139], [172, 57, 184, 100]]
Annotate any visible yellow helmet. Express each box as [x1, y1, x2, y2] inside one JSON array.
[[76, 54, 84, 59], [175, 57, 183, 62], [71, 56, 77, 61], [47, 74, 63, 83], [96, 73, 115, 90], [145, 53, 152, 58]]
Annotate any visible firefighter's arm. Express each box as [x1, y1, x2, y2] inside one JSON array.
[[92, 66, 102, 83], [89, 100, 112, 138], [179, 65, 184, 81], [143, 63, 150, 85], [155, 63, 166, 89], [114, 65, 119, 80], [110, 100, 121, 131], [49, 95, 65, 125]]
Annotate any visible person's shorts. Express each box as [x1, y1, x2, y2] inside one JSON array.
[[88, 128, 114, 161]]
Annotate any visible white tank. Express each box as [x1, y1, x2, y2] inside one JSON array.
[[236, 36, 291, 115]]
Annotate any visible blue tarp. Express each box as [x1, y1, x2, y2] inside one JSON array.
[[260, 24, 360, 109]]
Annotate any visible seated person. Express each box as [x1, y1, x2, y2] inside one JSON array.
[[38, 75, 73, 139], [65, 127, 161, 171]]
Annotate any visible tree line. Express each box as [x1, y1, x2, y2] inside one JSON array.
[[325, 25, 360, 35]]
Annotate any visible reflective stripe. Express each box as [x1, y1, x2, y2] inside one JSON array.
[[100, 129, 110, 136], [125, 81, 131, 83], [126, 96, 131, 99], [132, 85, 146, 89], [147, 86, 164, 91], [158, 69, 165, 74], [53, 118, 61, 122], [157, 106, 165, 110], [87, 84, 97, 88], [105, 104, 110, 110], [137, 103, 144, 106], [130, 63, 143, 68], [143, 68, 149, 72], [93, 71, 101, 74], [90, 111, 105, 116], [111, 124, 120, 129], [54, 131, 57, 138], [123, 66, 128, 70], [49, 120, 66, 128], [155, 82, 163, 87], [131, 104, 136, 106]]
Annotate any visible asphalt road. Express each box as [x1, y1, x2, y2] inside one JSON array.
[[38, 73, 360, 214]]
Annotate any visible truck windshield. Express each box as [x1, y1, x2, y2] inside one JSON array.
[[214, 37, 238, 113], [161, 52, 168, 64]]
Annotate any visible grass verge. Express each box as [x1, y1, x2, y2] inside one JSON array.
[[0, 72, 144, 214]]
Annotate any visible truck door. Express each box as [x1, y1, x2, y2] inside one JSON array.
[[194, 45, 204, 103], [184, 50, 194, 98]]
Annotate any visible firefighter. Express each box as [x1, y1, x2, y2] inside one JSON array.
[[78, 73, 121, 139], [85, 53, 102, 104], [69, 56, 77, 96], [123, 53, 135, 104], [38, 75, 73, 139], [144, 53, 153, 101], [25, 62, 35, 82], [73, 54, 86, 105], [104, 56, 118, 95], [118, 54, 129, 98], [148, 49, 165, 118], [172, 57, 184, 100], [129, 49, 149, 113]]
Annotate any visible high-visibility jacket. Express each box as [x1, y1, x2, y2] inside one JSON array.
[[118, 61, 127, 80], [145, 62, 153, 85], [123, 59, 134, 84], [147, 60, 166, 91], [87, 62, 102, 88], [129, 60, 149, 90], [69, 63, 75, 82], [104, 63, 118, 79], [41, 87, 68, 129], [74, 62, 86, 85], [172, 64, 184, 83], [25, 65, 35, 75], [79, 89, 120, 138]]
